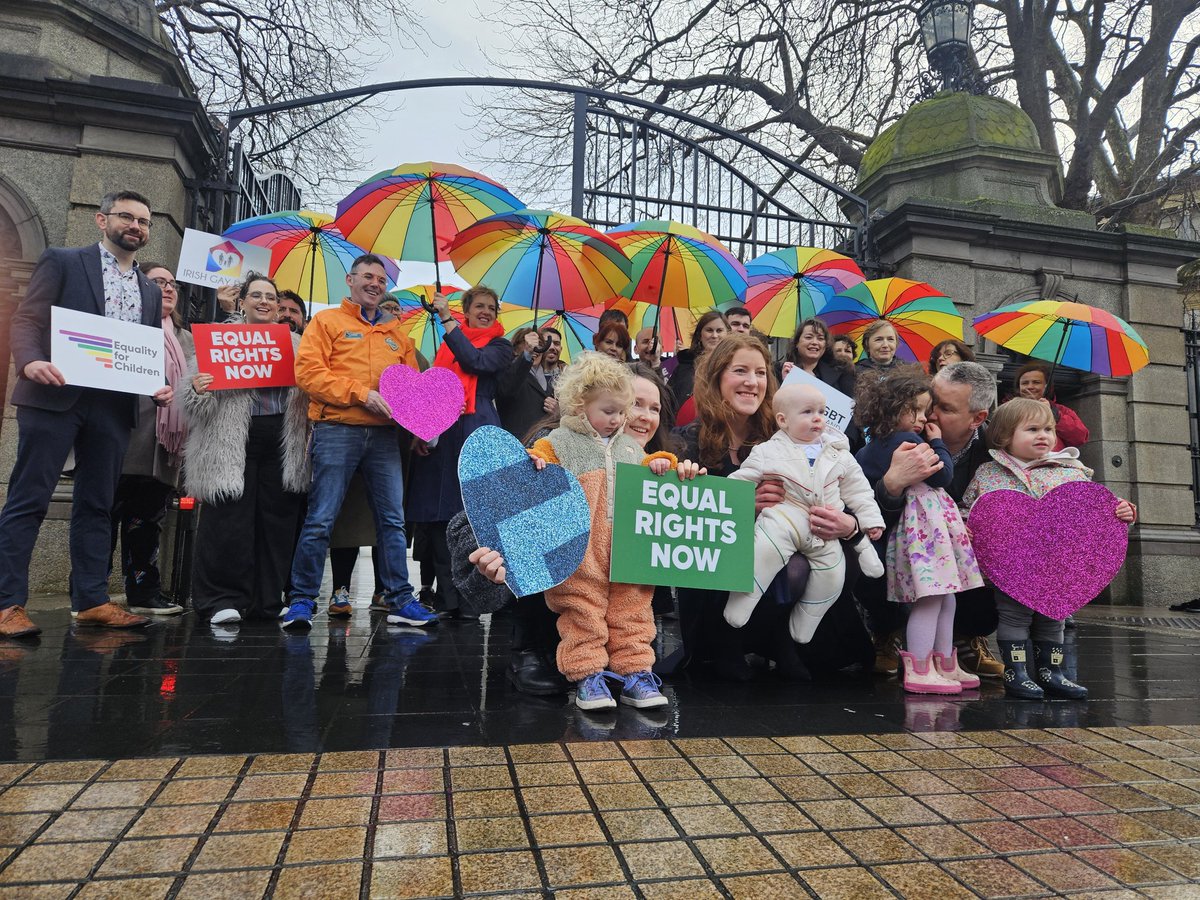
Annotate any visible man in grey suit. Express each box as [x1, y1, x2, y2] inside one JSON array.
[[0, 190, 173, 637]]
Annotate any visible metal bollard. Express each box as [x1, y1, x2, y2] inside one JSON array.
[[167, 496, 198, 608]]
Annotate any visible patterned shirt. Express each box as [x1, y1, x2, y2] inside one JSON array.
[[98, 243, 143, 323]]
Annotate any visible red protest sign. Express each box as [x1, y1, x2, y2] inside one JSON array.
[[192, 324, 296, 390]]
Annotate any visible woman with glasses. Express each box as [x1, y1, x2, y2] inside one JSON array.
[[108, 263, 195, 615], [183, 273, 310, 629]]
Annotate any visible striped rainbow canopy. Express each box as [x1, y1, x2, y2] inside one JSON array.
[[222, 210, 398, 307], [817, 278, 963, 365], [335, 162, 524, 262], [607, 220, 747, 310], [500, 305, 603, 364], [447, 210, 632, 313], [973, 300, 1149, 377], [394, 290, 466, 360], [606, 296, 699, 354], [745, 247, 865, 337], [388, 283, 467, 317]]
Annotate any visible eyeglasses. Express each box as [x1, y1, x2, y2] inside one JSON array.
[[105, 211, 153, 229], [150, 277, 177, 290], [246, 291, 278, 302]]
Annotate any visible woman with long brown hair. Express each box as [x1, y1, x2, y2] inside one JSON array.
[[666, 333, 865, 681]]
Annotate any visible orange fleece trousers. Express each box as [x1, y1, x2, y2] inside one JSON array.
[[545, 469, 656, 682]]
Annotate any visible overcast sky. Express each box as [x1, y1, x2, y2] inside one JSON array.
[[342, 0, 512, 192]]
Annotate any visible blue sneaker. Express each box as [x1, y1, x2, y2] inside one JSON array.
[[281, 598, 316, 630], [327, 587, 353, 618], [619, 671, 669, 708], [575, 671, 619, 711], [386, 597, 438, 627]]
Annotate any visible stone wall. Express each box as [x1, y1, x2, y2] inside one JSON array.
[[0, 0, 218, 594]]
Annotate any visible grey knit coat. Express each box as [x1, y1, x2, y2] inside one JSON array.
[[181, 333, 310, 504]]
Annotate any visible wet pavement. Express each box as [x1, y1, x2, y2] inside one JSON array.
[[1, 597, 1199, 762], [2, 577, 1200, 897]]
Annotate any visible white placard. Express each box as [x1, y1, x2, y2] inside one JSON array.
[[51, 307, 165, 395], [175, 227, 273, 290], [782, 365, 855, 433]]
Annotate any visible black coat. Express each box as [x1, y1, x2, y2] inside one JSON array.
[[668, 349, 698, 410], [496, 353, 558, 443], [11, 244, 163, 423]]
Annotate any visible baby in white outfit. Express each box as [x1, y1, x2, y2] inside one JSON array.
[[726, 383, 885, 642]]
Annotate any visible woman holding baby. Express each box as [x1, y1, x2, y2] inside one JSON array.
[[660, 332, 874, 681]]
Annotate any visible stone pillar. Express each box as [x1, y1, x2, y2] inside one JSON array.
[[852, 92, 1200, 605]]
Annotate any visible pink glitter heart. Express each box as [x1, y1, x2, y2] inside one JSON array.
[[968, 481, 1128, 619], [378, 364, 465, 442]]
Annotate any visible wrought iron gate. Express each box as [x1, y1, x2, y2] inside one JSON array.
[[222, 78, 872, 269]]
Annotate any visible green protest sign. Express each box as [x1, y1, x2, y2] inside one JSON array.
[[610, 464, 755, 592]]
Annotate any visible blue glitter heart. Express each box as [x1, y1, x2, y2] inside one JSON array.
[[459, 426, 591, 597]]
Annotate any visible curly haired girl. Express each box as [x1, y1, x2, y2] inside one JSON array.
[[854, 365, 984, 694], [528, 352, 701, 712]]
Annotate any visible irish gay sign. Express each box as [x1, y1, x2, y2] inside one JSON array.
[[610, 464, 754, 592], [50, 306, 164, 395], [192, 324, 295, 389], [176, 228, 272, 290]]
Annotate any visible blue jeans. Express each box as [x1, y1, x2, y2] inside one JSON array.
[[288, 422, 415, 607]]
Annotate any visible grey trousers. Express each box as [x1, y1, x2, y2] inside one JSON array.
[[995, 592, 1065, 643]]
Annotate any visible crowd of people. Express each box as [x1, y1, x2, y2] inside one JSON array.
[[0, 189, 1136, 719]]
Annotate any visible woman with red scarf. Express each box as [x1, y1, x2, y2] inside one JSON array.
[[406, 286, 512, 618]]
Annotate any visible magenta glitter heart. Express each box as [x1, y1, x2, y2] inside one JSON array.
[[378, 364, 465, 442], [968, 481, 1129, 620]]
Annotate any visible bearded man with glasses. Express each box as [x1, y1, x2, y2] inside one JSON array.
[[0, 190, 173, 637]]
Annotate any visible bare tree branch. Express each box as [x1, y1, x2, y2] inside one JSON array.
[[156, 0, 426, 203]]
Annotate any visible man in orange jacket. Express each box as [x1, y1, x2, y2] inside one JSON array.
[[282, 254, 438, 630]]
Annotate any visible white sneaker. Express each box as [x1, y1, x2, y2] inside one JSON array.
[[210, 608, 241, 625]]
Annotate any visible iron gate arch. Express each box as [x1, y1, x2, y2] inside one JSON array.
[[222, 77, 873, 269]]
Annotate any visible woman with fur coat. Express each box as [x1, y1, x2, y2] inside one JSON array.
[[183, 275, 309, 626]]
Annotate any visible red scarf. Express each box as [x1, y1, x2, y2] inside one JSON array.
[[434, 321, 504, 415]]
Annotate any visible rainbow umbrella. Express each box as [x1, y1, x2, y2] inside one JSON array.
[[395, 290, 466, 360], [606, 220, 746, 349], [608, 220, 746, 310], [973, 299, 1148, 378], [388, 283, 466, 317], [745, 247, 865, 337], [447, 209, 631, 318], [606, 296, 699, 354], [500, 306, 601, 364], [222, 210, 398, 307], [335, 162, 524, 288], [817, 278, 963, 365]]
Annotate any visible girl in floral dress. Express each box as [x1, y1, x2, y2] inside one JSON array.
[[855, 365, 983, 694]]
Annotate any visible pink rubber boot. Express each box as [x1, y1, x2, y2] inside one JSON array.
[[933, 648, 981, 690], [899, 651, 962, 695]]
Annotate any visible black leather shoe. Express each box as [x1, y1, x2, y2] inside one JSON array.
[[506, 651, 568, 695]]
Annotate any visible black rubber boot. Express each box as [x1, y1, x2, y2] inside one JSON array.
[[507, 651, 568, 695], [1033, 641, 1088, 699], [997, 639, 1044, 700]]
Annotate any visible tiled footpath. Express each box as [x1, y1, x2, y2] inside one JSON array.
[[3, 727, 1200, 898]]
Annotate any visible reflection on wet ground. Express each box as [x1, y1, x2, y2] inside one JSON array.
[[1, 600, 1197, 762], [3, 591, 1200, 897]]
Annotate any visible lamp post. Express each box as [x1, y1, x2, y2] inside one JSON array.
[[916, 0, 984, 96]]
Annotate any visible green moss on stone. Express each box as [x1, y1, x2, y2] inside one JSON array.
[[860, 92, 1042, 184]]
